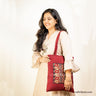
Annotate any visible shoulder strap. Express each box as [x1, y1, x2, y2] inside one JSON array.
[[54, 31, 62, 55]]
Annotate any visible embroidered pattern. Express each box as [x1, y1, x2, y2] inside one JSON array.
[[53, 63, 65, 84]]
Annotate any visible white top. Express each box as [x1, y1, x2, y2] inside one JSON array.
[[32, 30, 80, 72], [32, 30, 80, 96]]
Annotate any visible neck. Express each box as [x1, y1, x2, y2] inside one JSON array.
[[48, 28, 56, 35]]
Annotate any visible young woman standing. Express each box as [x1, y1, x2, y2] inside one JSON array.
[[32, 8, 79, 96]]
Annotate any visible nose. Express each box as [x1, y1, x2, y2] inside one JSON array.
[[43, 19, 48, 23]]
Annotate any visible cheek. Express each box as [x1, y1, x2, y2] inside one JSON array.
[[50, 20, 56, 25], [52, 21, 56, 26]]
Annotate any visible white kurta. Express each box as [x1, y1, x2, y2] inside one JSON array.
[[32, 30, 80, 96]]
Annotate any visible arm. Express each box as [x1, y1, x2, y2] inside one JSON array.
[[32, 43, 50, 68], [60, 31, 73, 90], [32, 52, 42, 68], [32, 52, 50, 68], [60, 31, 73, 72], [60, 31, 80, 73]]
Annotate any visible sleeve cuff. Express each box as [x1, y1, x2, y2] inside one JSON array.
[[64, 57, 80, 73], [32, 52, 41, 68]]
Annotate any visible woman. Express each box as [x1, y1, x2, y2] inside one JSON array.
[[32, 8, 80, 96]]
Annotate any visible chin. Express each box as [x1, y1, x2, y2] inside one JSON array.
[[45, 27, 50, 30], [45, 26, 51, 30]]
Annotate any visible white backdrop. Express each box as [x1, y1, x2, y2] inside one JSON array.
[[0, 0, 96, 96]]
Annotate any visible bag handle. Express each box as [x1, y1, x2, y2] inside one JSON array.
[[54, 31, 62, 55], [54, 31, 75, 61]]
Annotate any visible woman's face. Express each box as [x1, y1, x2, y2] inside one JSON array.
[[43, 12, 57, 30]]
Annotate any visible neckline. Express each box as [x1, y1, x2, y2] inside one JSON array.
[[46, 30, 59, 40]]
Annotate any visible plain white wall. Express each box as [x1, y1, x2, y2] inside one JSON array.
[[0, 0, 96, 96]]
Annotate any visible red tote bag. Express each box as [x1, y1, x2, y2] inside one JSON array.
[[46, 31, 74, 93]]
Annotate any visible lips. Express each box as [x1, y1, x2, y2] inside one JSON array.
[[45, 24, 50, 26]]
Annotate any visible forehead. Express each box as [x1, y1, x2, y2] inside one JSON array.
[[43, 12, 53, 18]]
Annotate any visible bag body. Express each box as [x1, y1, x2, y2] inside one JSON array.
[[46, 31, 74, 93]]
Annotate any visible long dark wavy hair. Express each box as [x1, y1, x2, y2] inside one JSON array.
[[33, 8, 68, 52]]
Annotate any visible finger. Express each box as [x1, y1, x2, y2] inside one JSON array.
[[48, 60, 51, 62], [65, 82, 70, 87], [48, 59, 51, 62], [46, 59, 50, 62], [67, 87, 70, 91], [46, 55, 49, 58], [46, 58, 51, 61], [45, 58, 50, 63], [65, 87, 68, 90], [70, 82, 72, 88], [65, 86, 70, 91], [44, 55, 49, 58]]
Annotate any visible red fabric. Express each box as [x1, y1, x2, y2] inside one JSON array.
[[46, 31, 74, 93]]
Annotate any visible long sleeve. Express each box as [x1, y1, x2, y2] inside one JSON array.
[[60, 31, 80, 72], [32, 43, 42, 68], [32, 52, 41, 68]]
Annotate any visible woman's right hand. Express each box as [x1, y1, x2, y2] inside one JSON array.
[[64, 69, 72, 91], [39, 55, 50, 63]]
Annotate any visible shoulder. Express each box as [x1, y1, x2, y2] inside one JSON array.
[[60, 31, 70, 39]]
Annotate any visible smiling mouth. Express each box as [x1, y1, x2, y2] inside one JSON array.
[[45, 24, 50, 26]]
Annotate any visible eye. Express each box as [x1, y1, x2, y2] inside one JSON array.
[[48, 18, 51, 20], [43, 17, 52, 21]]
